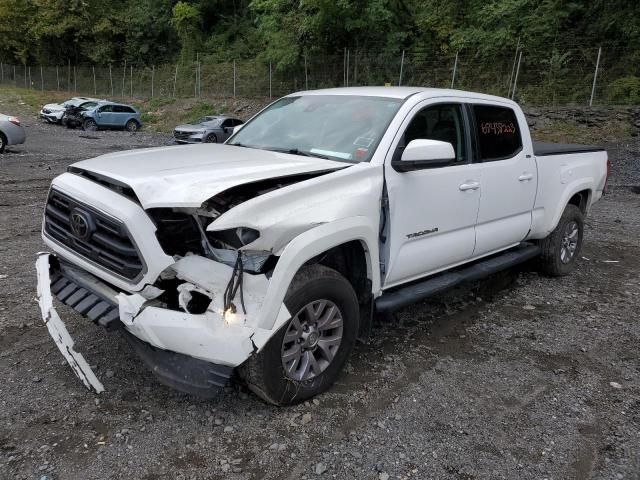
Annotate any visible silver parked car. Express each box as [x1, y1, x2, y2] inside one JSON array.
[[0, 113, 26, 153], [173, 116, 244, 144]]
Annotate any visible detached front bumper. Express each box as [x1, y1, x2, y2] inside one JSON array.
[[36, 253, 240, 397]]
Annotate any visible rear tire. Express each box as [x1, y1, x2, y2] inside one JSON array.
[[83, 119, 98, 131], [239, 265, 359, 406], [0, 132, 6, 153], [125, 120, 139, 132], [538, 204, 584, 276]]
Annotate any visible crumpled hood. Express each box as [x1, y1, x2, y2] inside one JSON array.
[[43, 103, 64, 111], [71, 144, 346, 209]]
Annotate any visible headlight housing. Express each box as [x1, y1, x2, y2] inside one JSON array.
[[206, 227, 260, 249]]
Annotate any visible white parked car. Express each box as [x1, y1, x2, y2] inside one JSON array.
[[39, 97, 101, 124], [36, 87, 609, 405]]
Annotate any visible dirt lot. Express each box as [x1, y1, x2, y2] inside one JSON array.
[[0, 98, 638, 480]]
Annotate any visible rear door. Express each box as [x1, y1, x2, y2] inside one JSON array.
[[383, 101, 482, 287], [471, 103, 537, 256]]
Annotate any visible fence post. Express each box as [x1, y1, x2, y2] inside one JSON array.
[[13, 65, 16, 87], [346, 49, 350, 87], [343, 48, 347, 86], [122, 60, 126, 97], [56, 66, 59, 90], [67, 60, 71, 92], [73, 66, 76, 93], [304, 55, 308, 90], [130, 65, 133, 98], [1, 63, 3, 84], [151, 65, 155, 98], [511, 51, 523, 100], [589, 46, 602, 107], [40, 65, 43, 90], [451, 51, 459, 89], [269, 62, 272, 98], [109, 65, 113, 97], [398, 50, 405, 86], [173, 63, 178, 98], [507, 37, 521, 98], [28, 66, 32, 88], [92, 66, 96, 95], [233, 60, 236, 97]]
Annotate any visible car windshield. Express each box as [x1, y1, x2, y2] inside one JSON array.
[[227, 95, 402, 162], [196, 116, 220, 125]]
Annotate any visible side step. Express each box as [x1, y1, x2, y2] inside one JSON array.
[[375, 243, 540, 312]]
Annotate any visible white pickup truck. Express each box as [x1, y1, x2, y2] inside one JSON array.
[[37, 87, 609, 405]]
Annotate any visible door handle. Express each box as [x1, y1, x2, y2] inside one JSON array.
[[518, 173, 534, 182], [459, 181, 480, 191]]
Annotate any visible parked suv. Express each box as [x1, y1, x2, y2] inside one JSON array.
[[82, 102, 142, 132]]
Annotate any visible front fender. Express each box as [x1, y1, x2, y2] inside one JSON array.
[[253, 216, 380, 334]]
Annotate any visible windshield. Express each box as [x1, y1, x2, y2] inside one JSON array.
[[227, 95, 402, 162], [196, 116, 220, 125]]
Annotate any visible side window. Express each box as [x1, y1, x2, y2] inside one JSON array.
[[233, 119, 243, 126], [473, 105, 522, 161], [124, 106, 136, 114], [99, 105, 113, 113], [403, 104, 467, 163], [221, 119, 233, 128]]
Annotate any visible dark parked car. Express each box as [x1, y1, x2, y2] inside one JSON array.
[[173, 116, 244, 144], [82, 102, 142, 132]]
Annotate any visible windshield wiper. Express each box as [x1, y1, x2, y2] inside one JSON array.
[[264, 147, 330, 159]]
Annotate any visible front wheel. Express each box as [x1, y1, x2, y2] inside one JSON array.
[[537, 204, 584, 276], [0, 132, 6, 153], [204, 132, 217, 143], [83, 119, 98, 131], [240, 265, 359, 405]]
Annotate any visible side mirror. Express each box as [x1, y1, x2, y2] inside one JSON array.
[[391, 139, 456, 172]]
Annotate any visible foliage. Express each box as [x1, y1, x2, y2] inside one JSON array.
[[607, 76, 640, 105], [0, 0, 637, 92]]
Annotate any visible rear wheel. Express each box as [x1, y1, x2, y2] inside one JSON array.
[[538, 204, 584, 276], [125, 120, 139, 132], [240, 265, 359, 405], [83, 119, 98, 131], [204, 132, 217, 143], [0, 132, 6, 153]]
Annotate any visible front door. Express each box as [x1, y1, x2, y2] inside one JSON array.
[[470, 103, 537, 256], [383, 102, 482, 288]]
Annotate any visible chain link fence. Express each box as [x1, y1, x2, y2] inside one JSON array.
[[0, 46, 638, 105]]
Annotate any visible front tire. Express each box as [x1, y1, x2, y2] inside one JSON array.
[[0, 132, 6, 153], [538, 204, 584, 276], [83, 119, 98, 131], [204, 132, 217, 143], [240, 265, 359, 406]]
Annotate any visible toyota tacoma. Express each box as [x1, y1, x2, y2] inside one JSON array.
[[36, 87, 609, 405]]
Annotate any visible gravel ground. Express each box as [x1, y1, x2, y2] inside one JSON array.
[[0, 106, 638, 480]]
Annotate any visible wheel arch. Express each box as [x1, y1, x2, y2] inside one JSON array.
[[254, 217, 380, 334]]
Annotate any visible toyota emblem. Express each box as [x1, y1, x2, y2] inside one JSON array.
[[69, 209, 94, 241]]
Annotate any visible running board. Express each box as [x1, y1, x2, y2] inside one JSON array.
[[375, 243, 540, 312]]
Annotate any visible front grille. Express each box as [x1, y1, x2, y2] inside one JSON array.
[[44, 189, 144, 280], [173, 130, 192, 141]]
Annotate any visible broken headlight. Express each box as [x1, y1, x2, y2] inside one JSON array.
[[205, 227, 260, 249]]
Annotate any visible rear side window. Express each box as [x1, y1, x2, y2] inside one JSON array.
[[114, 105, 135, 113], [473, 105, 522, 161]]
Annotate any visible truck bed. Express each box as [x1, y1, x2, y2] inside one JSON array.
[[533, 141, 605, 156]]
